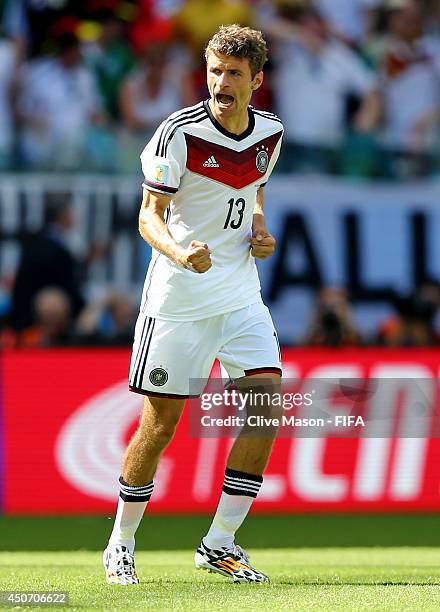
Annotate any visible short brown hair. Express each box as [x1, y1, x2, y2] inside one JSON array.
[[205, 25, 268, 78]]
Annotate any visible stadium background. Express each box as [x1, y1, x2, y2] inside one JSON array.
[[1, 0, 440, 566]]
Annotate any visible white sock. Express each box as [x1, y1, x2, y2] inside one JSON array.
[[203, 468, 263, 550], [108, 477, 154, 554]]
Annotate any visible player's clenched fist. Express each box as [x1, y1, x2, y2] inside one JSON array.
[[249, 231, 276, 259], [182, 240, 212, 273]]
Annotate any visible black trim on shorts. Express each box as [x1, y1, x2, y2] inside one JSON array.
[[244, 367, 282, 377], [129, 385, 200, 399]]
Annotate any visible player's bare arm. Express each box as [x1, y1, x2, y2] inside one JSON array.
[[250, 185, 276, 259], [138, 189, 212, 273]]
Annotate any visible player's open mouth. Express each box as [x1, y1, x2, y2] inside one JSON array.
[[215, 93, 234, 108]]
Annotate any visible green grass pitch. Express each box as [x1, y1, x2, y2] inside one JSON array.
[[1, 515, 440, 610], [2, 549, 440, 611]]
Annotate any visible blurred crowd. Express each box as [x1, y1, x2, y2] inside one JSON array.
[[0, 0, 440, 178], [1, 195, 439, 348], [0, 195, 139, 348], [304, 283, 440, 347]]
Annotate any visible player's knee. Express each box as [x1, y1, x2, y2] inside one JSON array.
[[152, 419, 178, 448], [132, 418, 176, 454]]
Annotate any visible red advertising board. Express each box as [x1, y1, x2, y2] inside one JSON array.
[[2, 348, 440, 513]]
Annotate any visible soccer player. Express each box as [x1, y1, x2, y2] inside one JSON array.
[[103, 24, 283, 584]]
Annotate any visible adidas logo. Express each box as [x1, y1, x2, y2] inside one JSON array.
[[203, 156, 219, 168]]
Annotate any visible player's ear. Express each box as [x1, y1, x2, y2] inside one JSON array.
[[251, 71, 264, 91]]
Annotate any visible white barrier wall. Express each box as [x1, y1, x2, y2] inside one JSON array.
[[1, 174, 440, 341], [260, 176, 440, 341]]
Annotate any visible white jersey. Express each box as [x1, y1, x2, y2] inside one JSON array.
[[139, 100, 283, 321]]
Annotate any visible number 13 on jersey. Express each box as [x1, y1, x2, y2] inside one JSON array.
[[223, 197, 246, 229]]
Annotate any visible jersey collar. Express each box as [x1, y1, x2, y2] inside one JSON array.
[[203, 100, 255, 141]]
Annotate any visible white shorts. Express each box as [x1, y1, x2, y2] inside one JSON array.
[[128, 301, 282, 398]]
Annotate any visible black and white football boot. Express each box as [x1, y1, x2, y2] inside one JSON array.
[[194, 539, 269, 583], [103, 545, 139, 584]]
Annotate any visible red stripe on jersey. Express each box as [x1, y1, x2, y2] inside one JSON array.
[[184, 131, 282, 189]]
